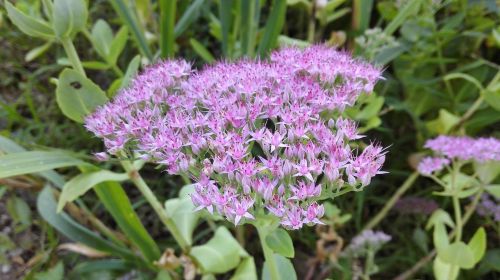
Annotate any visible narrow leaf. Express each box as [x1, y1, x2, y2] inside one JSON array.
[[109, 0, 153, 61], [159, 0, 176, 58], [0, 151, 84, 179], [5, 1, 55, 39], [94, 181, 161, 263], [37, 186, 141, 264], [257, 0, 287, 56], [57, 170, 128, 212], [190, 38, 215, 63]]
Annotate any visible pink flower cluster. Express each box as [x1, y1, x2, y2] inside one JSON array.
[[418, 136, 500, 176], [85, 45, 385, 229]]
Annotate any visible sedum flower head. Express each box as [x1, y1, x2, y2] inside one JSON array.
[[85, 45, 385, 229], [418, 136, 500, 176]]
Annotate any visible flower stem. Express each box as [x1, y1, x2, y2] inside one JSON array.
[[256, 223, 280, 280], [120, 159, 189, 251], [452, 195, 462, 242], [61, 37, 86, 77], [393, 189, 484, 280]]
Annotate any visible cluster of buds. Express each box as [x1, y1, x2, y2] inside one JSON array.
[[85, 45, 386, 229]]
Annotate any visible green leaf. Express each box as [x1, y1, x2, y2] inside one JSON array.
[[230, 257, 257, 280], [0, 135, 25, 153], [190, 227, 244, 274], [82, 61, 111, 70], [57, 170, 128, 212], [426, 109, 460, 135], [174, 0, 205, 38], [384, 0, 423, 35], [0, 151, 84, 179], [441, 173, 479, 191], [37, 186, 141, 264], [56, 68, 108, 123], [257, 0, 287, 56], [164, 186, 200, 246], [433, 223, 449, 255], [433, 257, 458, 280], [70, 259, 129, 276], [439, 241, 475, 269], [219, 0, 232, 56], [108, 26, 128, 65], [475, 161, 500, 184], [262, 254, 297, 280], [0, 136, 66, 188], [426, 209, 455, 230], [7, 196, 31, 228], [91, 19, 114, 59], [109, 0, 153, 61], [444, 73, 485, 92], [159, 0, 176, 58], [468, 227, 486, 265], [240, 0, 259, 56], [484, 88, 500, 111], [5, 1, 55, 40], [277, 35, 310, 48], [265, 228, 294, 258], [485, 185, 500, 198], [352, 0, 373, 32], [52, 0, 88, 38], [34, 261, 64, 280], [120, 55, 141, 90], [155, 270, 173, 280], [94, 181, 161, 263], [25, 41, 53, 62], [190, 38, 215, 63]]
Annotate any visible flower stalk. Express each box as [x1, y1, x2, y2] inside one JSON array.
[[120, 158, 189, 251]]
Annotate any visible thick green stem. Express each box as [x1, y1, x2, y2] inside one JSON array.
[[61, 37, 86, 77], [364, 172, 419, 230], [121, 159, 189, 251], [256, 223, 280, 280], [452, 196, 462, 242], [394, 189, 484, 280]]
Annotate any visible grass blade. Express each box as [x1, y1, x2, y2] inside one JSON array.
[[109, 0, 153, 61], [352, 0, 373, 33], [257, 0, 286, 57], [38, 186, 145, 266], [219, 0, 232, 56], [240, 0, 258, 57], [174, 0, 205, 38], [0, 151, 85, 179], [190, 38, 215, 63], [159, 0, 176, 58], [384, 0, 423, 36], [94, 181, 161, 263]]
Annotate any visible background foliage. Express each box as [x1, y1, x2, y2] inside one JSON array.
[[0, 0, 499, 279]]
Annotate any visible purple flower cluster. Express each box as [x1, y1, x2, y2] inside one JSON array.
[[343, 230, 391, 257], [477, 194, 500, 222], [85, 45, 385, 229], [418, 136, 500, 176]]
